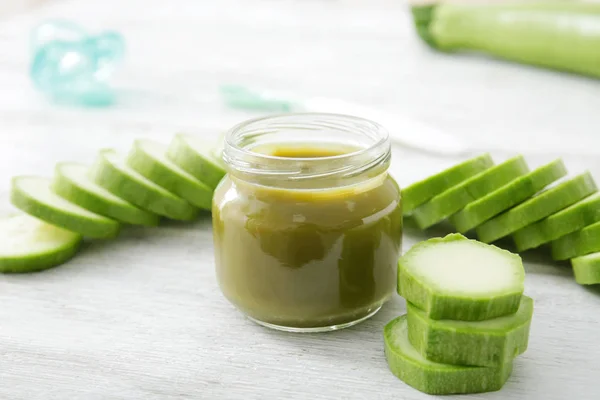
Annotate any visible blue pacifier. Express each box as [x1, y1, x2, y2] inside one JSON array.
[[30, 20, 125, 106]]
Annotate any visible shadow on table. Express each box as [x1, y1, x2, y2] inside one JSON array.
[[75, 210, 213, 248], [402, 215, 456, 242], [157, 210, 213, 230], [248, 296, 407, 366], [519, 247, 573, 277], [582, 284, 600, 296]]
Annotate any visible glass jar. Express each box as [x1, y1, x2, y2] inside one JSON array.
[[212, 113, 403, 332]]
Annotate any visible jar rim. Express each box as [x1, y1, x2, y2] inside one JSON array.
[[222, 112, 391, 188], [225, 112, 389, 162]]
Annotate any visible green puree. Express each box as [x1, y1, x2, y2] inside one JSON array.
[[212, 144, 403, 328], [266, 144, 358, 158]]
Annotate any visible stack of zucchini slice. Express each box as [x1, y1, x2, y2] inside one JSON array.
[[385, 234, 532, 395]]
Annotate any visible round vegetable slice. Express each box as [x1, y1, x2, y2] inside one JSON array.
[[91, 149, 198, 221], [571, 253, 600, 285], [551, 220, 600, 261], [53, 162, 160, 226], [476, 172, 598, 243], [450, 159, 566, 233], [11, 176, 120, 239], [398, 233, 525, 321], [384, 315, 513, 395], [401, 153, 493, 214], [166, 133, 226, 190], [0, 213, 82, 273], [513, 192, 600, 252], [407, 296, 533, 367], [127, 139, 213, 210], [412, 156, 528, 229]]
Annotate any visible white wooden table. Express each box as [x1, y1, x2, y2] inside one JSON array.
[[1, 1, 600, 399]]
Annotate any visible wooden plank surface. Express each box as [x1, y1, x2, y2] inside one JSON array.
[[0, 1, 600, 399]]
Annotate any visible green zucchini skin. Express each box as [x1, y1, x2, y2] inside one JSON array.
[[412, 3, 600, 79], [571, 253, 600, 285], [411, 5, 438, 48]]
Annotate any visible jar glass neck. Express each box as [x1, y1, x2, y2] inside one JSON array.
[[222, 113, 391, 189]]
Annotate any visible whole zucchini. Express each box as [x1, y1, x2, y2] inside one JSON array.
[[413, 2, 600, 79]]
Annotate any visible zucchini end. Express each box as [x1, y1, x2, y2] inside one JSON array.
[[411, 5, 438, 48]]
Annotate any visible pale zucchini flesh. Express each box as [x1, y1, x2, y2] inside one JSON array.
[[477, 172, 598, 243], [401, 153, 493, 214], [571, 253, 600, 285], [91, 149, 198, 221], [0, 213, 81, 273], [398, 233, 525, 321], [412, 156, 528, 229], [384, 316, 513, 395], [53, 162, 160, 226], [11, 176, 120, 239], [407, 296, 533, 367], [450, 159, 566, 233], [166, 133, 226, 190], [127, 139, 213, 210], [513, 192, 600, 252]]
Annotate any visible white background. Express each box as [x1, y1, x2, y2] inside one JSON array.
[[0, 1, 599, 399]]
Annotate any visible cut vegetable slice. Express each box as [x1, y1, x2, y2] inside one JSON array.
[[166, 133, 226, 190], [91, 149, 198, 221], [0, 213, 82, 273], [571, 253, 600, 285], [127, 139, 213, 210], [551, 220, 600, 261], [512, 192, 600, 252], [477, 172, 597, 243], [384, 315, 513, 395], [398, 233, 524, 321], [53, 162, 160, 226], [412, 156, 528, 230], [407, 296, 533, 367], [11, 176, 120, 239], [450, 159, 566, 233], [401, 154, 493, 214]]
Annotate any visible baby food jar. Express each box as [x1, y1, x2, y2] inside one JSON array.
[[212, 113, 403, 332]]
